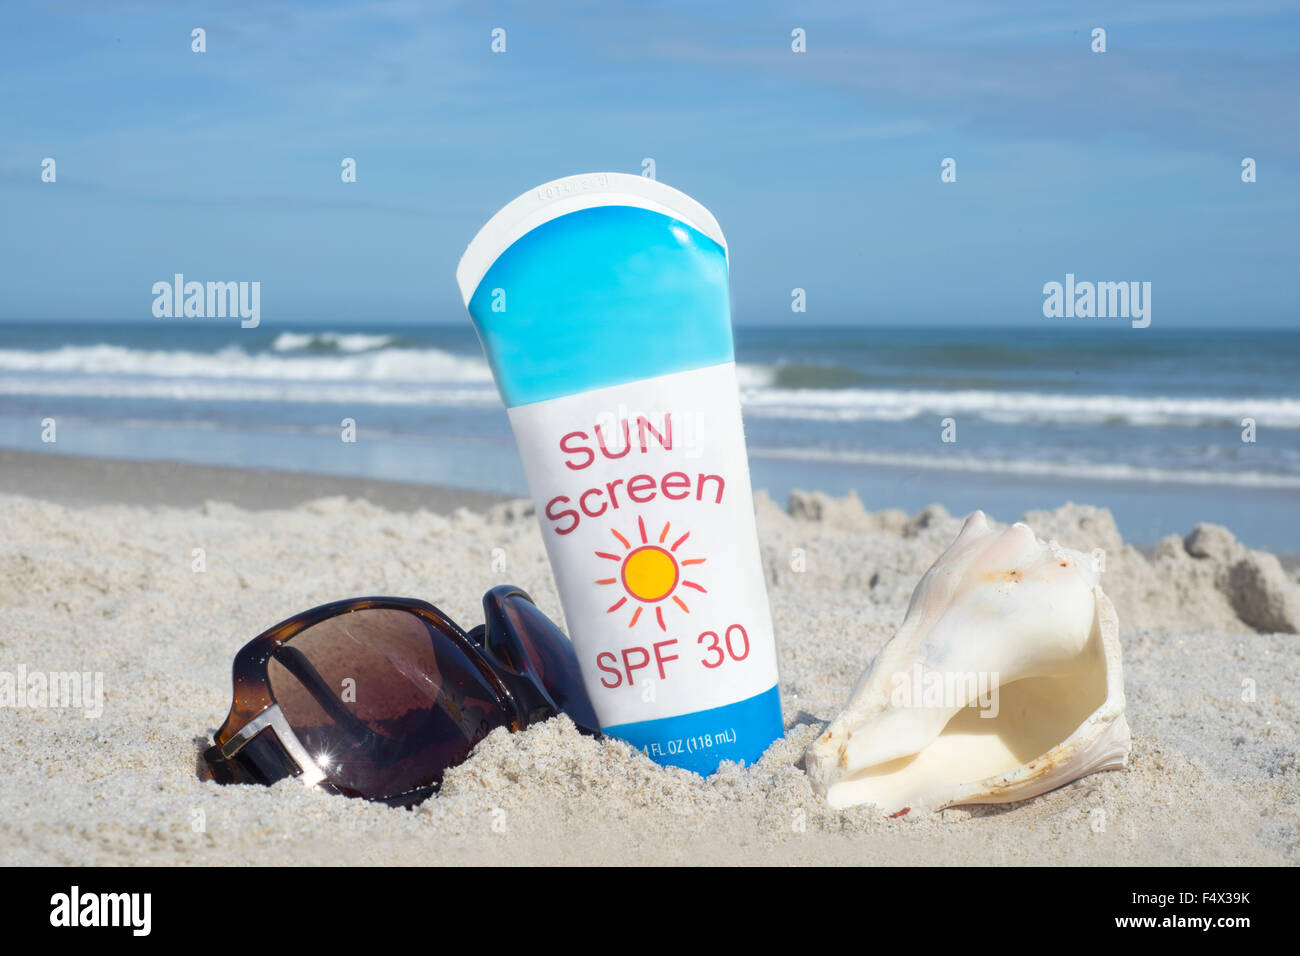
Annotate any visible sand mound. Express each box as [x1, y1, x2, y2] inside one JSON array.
[[783, 490, 1300, 635]]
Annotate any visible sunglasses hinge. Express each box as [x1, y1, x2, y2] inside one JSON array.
[[222, 704, 328, 789]]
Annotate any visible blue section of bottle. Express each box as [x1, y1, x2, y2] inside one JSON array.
[[466, 204, 733, 408], [602, 684, 784, 776]]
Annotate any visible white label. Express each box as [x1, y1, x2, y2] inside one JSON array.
[[508, 363, 779, 728]]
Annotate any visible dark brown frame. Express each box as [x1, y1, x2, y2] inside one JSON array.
[[201, 587, 569, 806]]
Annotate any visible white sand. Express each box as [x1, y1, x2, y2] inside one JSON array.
[[1, 483, 1296, 865]]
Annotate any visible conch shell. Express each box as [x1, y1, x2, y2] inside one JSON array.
[[805, 511, 1130, 812]]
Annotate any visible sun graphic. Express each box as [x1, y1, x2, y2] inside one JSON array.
[[595, 516, 707, 631]]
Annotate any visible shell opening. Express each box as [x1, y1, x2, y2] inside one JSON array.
[[822, 602, 1112, 811]]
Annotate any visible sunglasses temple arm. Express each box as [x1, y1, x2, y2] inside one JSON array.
[[272, 645, 378, 742]]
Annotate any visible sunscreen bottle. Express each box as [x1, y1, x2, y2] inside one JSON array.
[[457, 173, 782, 774]]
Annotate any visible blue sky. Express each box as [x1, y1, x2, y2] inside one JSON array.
[[2, 0, 1298, 327]]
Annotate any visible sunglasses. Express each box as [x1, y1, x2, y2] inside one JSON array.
[[201, 585, 599, 807]]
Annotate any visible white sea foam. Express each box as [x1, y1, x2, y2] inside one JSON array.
[[270, 331, 398, 353], [740, 387, 1300, 428], [750, 446, 1300, 489], [0, 344, 493, 383], [0, 376, 501, 407], [1, 344, 1295, 429]]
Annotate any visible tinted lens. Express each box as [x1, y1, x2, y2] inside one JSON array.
[[484, 589, 600, 733], [267, 607, 511, 802]]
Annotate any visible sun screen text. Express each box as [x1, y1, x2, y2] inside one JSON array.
[[544, 413, 726, 535]]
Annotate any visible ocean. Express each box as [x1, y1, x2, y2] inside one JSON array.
[[1, 320, 1296, 551]]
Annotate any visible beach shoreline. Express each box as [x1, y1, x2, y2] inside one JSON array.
[[1, 452, 1297, 865], [4, 448, 1296, 572], [0, 448, 509, 513]]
